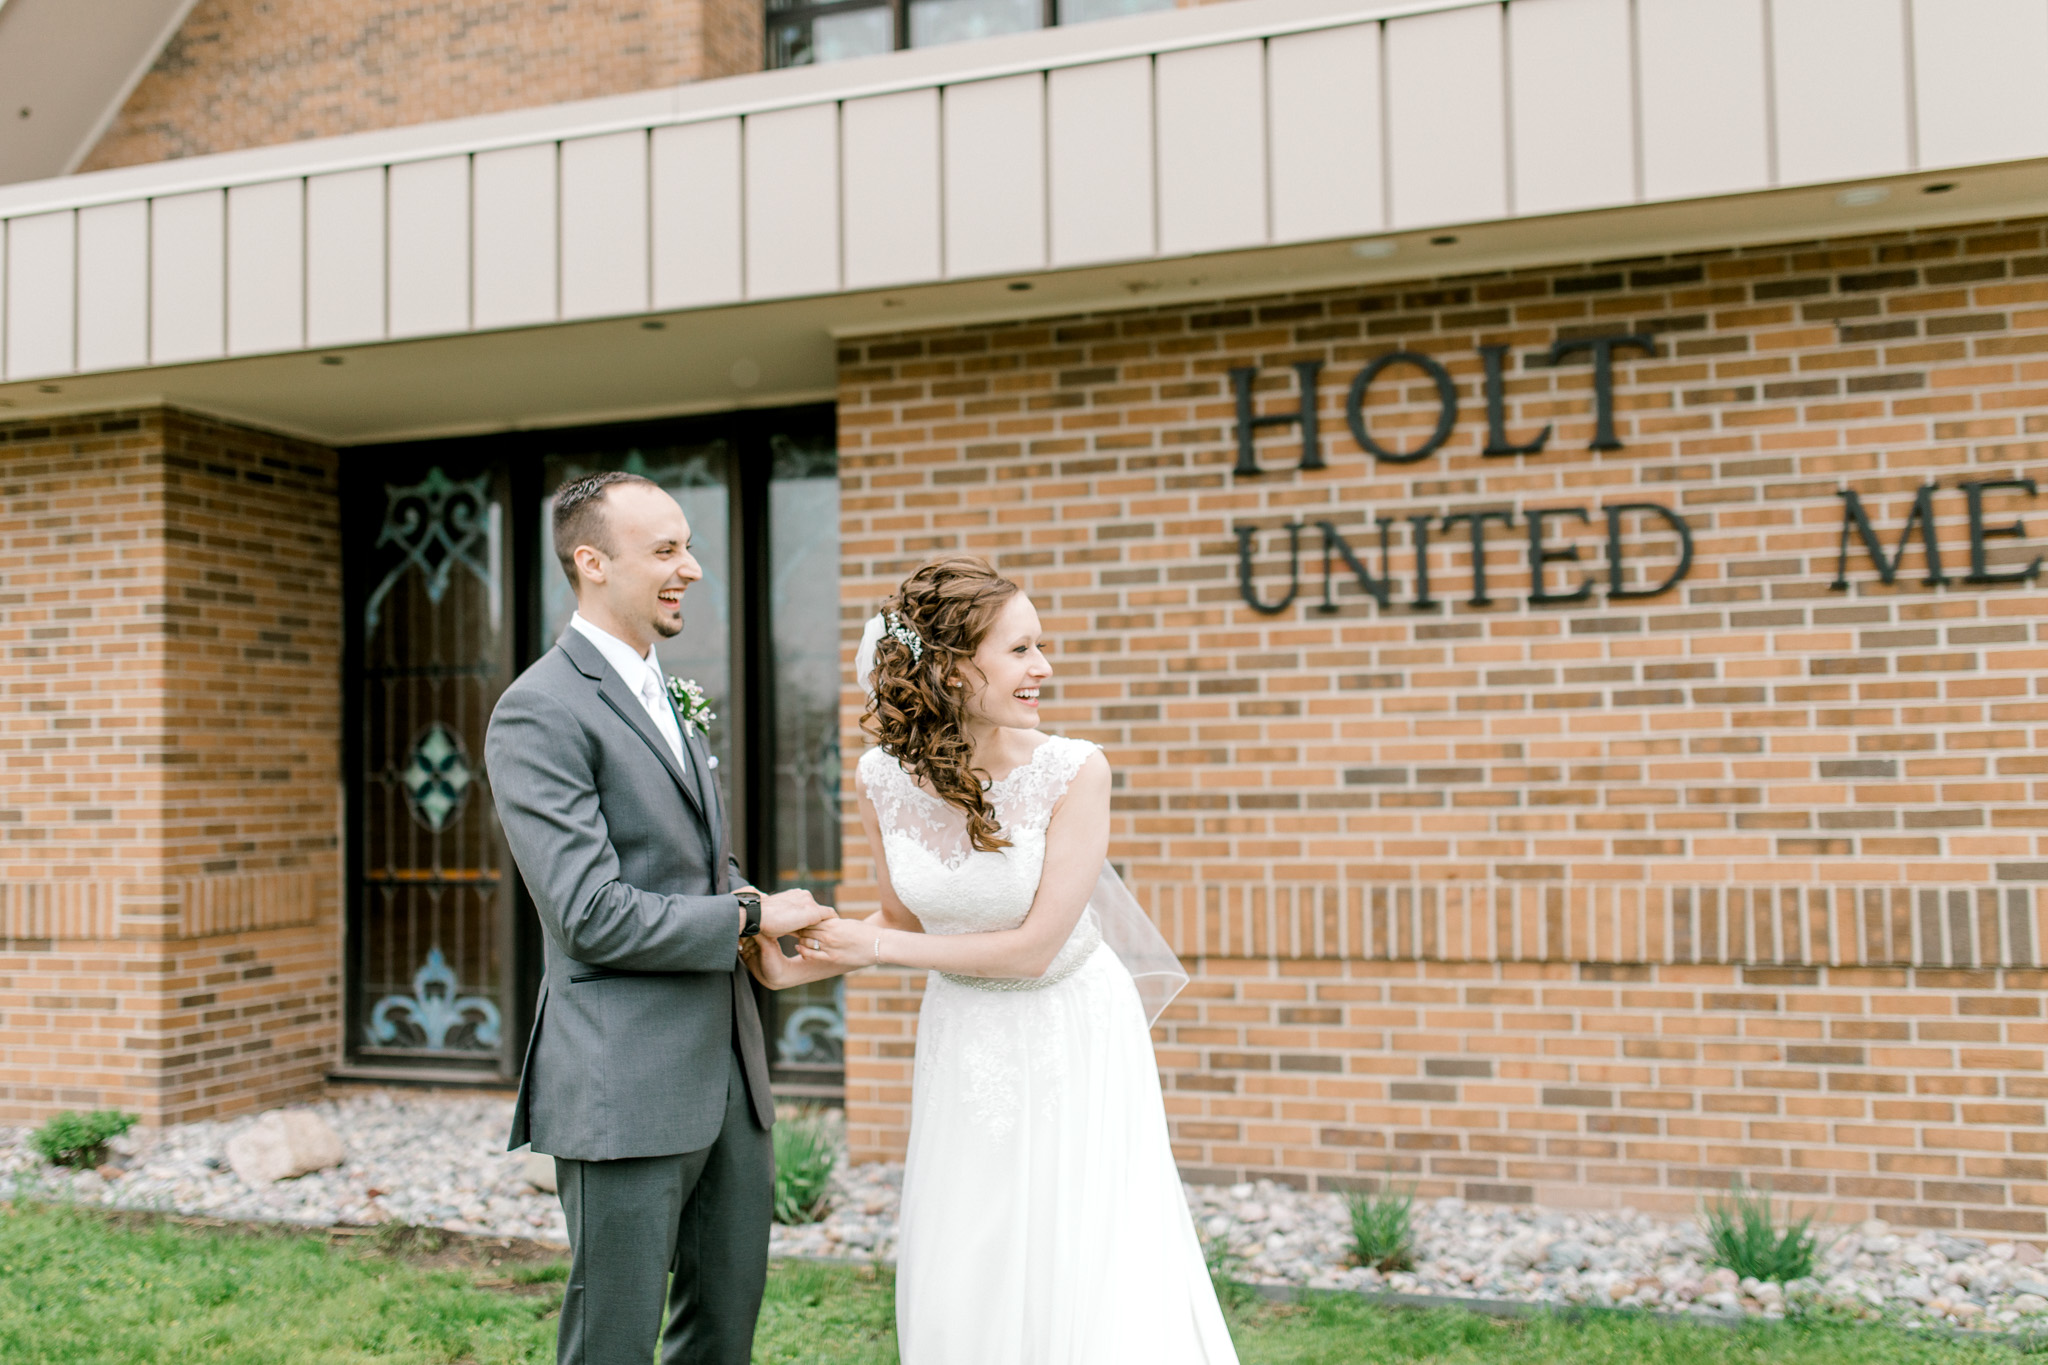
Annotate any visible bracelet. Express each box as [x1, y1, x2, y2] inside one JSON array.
[[873, 934, 882, 966]]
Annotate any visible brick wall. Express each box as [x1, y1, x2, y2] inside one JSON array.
[[836, 214, 2048, 1236], [0, 408, 342, 1124], [79, 0, 763, 172]]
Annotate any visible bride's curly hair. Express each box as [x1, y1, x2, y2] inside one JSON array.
[[862, 555, 1022, 853]]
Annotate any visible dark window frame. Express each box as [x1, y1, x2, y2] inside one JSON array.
[[766, 0, 1066, 67]]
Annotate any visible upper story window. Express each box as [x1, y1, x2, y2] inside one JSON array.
[[767, 0, 1176, 68]]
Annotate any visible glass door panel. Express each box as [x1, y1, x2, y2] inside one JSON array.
[[762, 431, 845, 1085], [351, 462, 516, 1071], [539, 444, 739, 796]]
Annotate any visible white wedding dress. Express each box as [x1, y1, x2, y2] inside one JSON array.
[[859, 735, 1239, 1365]]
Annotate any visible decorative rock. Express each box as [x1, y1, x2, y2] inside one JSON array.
[[1904, 1244, 1946, 1271], [520, 1149, 557, 1194], [1543, 1240, 1591, 1272], [225, 1110, 344, 1184]]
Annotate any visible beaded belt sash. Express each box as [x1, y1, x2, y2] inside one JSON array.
[[939, 918, 1101, 993]]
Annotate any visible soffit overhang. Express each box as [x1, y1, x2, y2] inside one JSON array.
[[0, 0, 200, 185], [0, 0, 2043, 446]]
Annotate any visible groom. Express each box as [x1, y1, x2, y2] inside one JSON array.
[[486, 471, 832, 1364]]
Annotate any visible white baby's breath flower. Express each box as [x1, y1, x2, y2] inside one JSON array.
[[665, 677, 717, 737]]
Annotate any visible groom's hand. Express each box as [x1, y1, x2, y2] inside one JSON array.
[[755, 887, 835, 940]]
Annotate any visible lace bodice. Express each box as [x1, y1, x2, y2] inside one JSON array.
[[858, 735, 1103, 986]]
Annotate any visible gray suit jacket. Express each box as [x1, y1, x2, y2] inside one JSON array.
[[486, 625, 774, 1160]]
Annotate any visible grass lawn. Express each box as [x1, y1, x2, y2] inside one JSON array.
[[0, 1201, 2027, 1364]]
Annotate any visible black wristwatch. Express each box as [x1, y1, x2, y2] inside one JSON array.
[[736, 889, 762, 939]]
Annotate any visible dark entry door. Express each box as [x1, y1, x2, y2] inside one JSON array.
[[340, 407, 842, 1090]]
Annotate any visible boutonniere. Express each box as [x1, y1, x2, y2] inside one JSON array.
[[664, 677, 717, 738]]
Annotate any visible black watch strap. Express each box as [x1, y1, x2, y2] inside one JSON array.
[[737, 890, 762, 939]]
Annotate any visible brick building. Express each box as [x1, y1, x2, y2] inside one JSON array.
[[4, 0, 2048, 1236]]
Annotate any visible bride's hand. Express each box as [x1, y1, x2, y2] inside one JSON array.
[[795, 914, 879, 969]]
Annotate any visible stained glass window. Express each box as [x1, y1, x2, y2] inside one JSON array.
[[352, 462, 515, 1068]]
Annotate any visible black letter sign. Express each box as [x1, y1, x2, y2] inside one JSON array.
[[1235, 523, 1303, 614], [1545, 334, 1656, 450], [1440, 508, 1516, 606], [1832, 485, 1946, 589], [1345, 351, 1458, 464], [1604, 503, 1694, 598], [1406, 513, 1439, 609], [1230, 362, 1324, 475], [1962, 478, 2042, 585], [1479, 344, 1552, 456], [1316, 520, 1395, 610], [1526, 506, 1593, 604]]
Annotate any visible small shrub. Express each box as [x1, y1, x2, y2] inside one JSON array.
[[1700, 1183, 1817, 1284], [772, 1106, 839, 1225], [29, 1110, 137, 1168], [1345, 1179, 1417, 1273]]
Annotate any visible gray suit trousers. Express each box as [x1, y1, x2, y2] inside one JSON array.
[[554, 1047, 773, 1365]]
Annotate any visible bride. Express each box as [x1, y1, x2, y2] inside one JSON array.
[[743, 554, 1238, 1364]]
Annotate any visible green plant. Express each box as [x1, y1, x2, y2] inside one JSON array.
[[1700, 1183, 1818, 1284], [1345, 1177, 1418, 1273], [28, 1110, 137, 1168], [772, 1105, 840, 1225], [1201, 1231, 1260, 1316]]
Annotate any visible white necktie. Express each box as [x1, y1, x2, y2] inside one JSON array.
[[639, 671, 687, 769]]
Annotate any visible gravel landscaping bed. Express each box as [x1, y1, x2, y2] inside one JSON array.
[[8, 1092, 2047, 1334], [1, 1093, 561, 1242]]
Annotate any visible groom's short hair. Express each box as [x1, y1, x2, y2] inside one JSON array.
[[552, 471, 660, 588]]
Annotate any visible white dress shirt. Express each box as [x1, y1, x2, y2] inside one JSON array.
[[570, 612, 688, 770]]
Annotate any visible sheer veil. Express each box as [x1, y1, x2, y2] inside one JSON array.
[[1084, 861, 1190, 1026], [855, 613, 1189, 1025]]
